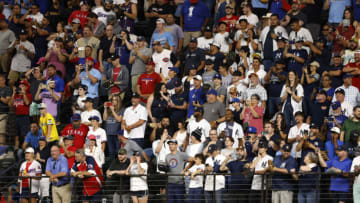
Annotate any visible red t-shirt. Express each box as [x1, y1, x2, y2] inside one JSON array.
[[60, 146, 77, 169], [13, 93, 32, 115], [111, 67, 122, 94], [61, 124, 89, 149], [345, 62, 360, 90], [219, 15, 239, 32], [68, 10, 89, 28], [137, 72, 162, 103]]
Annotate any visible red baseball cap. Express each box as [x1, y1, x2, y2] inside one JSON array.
[[146, 60, 155, 66], [88, 135, 97, 140]]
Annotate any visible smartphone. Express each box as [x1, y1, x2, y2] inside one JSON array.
[[105, 102, 112, 107], [78, 47, 85, 51], [327, 117, 334, 122]]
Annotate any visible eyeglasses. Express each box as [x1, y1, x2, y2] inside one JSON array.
[[152, 43, 160, 46]]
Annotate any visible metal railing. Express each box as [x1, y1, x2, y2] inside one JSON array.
[[0, 172, 357, 202]]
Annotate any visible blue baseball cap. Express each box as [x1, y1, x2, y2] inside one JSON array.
[[173, 77, 182, 87], [88, 115, 100, 121], [331, 101, 341, 110], [213, 73, 222, 80], [343, 73, 353, 79], [39, 136, 46, 141], [248, 126, 257, 134], [231, 98, 240, 103], [71, 113, 81, 121], [169, 67, 179, 74], [207, 89, 217, 96]]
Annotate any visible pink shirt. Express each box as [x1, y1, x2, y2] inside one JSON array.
[[244, 106, 264, 136]]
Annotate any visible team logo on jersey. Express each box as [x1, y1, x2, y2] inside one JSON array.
[[163, 57, 169, 62], [168, 158, 178, 168], [88, 164, 94, 169]]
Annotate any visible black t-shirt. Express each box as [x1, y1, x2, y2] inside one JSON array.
[[309, 100, 330, 127], [147, 3, 176, 28], [181, 48, 205, 73], [108, 158, 130, 192], [301, 0, 323, 24], [99, 35, 115, 61], [0, 86, 12, 114], [29, 76, 43, 102], [268, 71, 287, 97], [36, 145, 51, 174], [313, 48, 331, 75]]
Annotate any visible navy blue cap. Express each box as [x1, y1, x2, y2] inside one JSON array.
[[231, 98, 240, 103], [337, 145, 347, 151], [332, 101, 341, 110], [213, 73, 222, 80], [248, 126, 257, 134], [169, 67, 179, 74], [174, 78, 182, 87], [258, 140, 267, 148], [343, 73, 353, 79], [71, 113, 81, 121], [207, 89, 217, 96], [208, 144, 219, 153], [187, 64, 197, 70], [64, 135, 74, 140], [137, 36, 146, 41], [132, 92, 140, 98], [335, 88, 345, 95], [282, 144, 291, 152], [194, 107, 204, 113], [88, 115, 100, 121], [83, 97, 94, 103], [310, 123, 320, 129]]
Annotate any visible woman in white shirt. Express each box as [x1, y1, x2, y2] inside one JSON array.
[[85, 135, 105, 168], [18, 147, 42, 203], [127, 153, 148, 203], [172, 121, 187, 150], [280, 70, 304, 127]]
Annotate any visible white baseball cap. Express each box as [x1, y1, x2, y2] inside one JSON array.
[[25, 147, 35, 154], [194, 75, 202, 81], [330, 127, 340, 134]]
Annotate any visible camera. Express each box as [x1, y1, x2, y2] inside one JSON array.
[[105, 102, 112, 107], [15, 87, 21, 94]]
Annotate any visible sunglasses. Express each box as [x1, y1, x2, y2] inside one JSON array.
[[152, 43, 160, 46]]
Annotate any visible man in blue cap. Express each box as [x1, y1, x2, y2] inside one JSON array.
[[187, 75, 206, 118], [331, 88, 353, 118], [61, 113, 89, 150], [333, 73, 360, 108], [270, 143, 297, 203], [165, 67, 180, 91], [203, 89, 226, 125]]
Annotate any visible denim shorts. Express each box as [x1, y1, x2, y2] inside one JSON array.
[[20, 188, 38, 199], [130, 190, 149, 198]]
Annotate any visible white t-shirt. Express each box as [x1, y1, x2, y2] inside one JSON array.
[[205, 154, 226, 191], [188, 164, 205, 188], [185, 143, 203, 158], [81, 109, 103, 124], [239, 13, 259, 26], [27, 12, 44, 24], [280, 84, 304, 115], [87, 127, 107, 147], [217, 121, 244, 148], [289, 27, 313, 54], [9, 40, 35, 72], [197, 37, 214, 52], [114, 0, 138, 4], [175, 130, 187, 147], [251, 154, 273, 190], [187, 119, 211, 143], [92, 7, 116, 25], [19, 160, 42, 194], [77, 96, 87, 110], [129, 162, 148, 191], [351, 156, 360, 185], [288, 123, 310, 158], [152, 49, 173, 78], [214, 32, 230, 54], [329, 101, 353, 117], [85, 146, 105, 168], [123, 104, 148, 139]]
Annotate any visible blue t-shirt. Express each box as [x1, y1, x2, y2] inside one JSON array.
[[325, 140, 344, 161], [319, 87, 335, 99], [227, 160, 252, 190], [187, 87, 206, 118], [271, 1, 287, 20], [298, 165, 320, 192], [24, 130, 43, 149], [326, 157, 352, 192], [287, 49, 308, 78], [79, 69, 102, 98], [181, 1, 210, 32], [36, 0, 50, 14], [150, 31, 175, 48], [300, 137, 324, 165], [272, 155, 297, 190], [115, 42, 132, 67], [353, 0, 360, 21], [48, 75, 65, 92], [329, 0, 351, 23]]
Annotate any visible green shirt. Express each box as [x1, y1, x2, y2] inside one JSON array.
[[342, 119, 360, 142]]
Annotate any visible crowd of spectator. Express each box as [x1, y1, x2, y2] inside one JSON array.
[[0, 0, 360, 202]]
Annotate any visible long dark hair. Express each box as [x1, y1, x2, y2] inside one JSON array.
[[154, 82, 165, 100]]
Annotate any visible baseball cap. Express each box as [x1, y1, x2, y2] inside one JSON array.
[[85, 57, 94, 62], [205, 59, 213, 65], [132, 92, 140, 98], [88, 115, 100, 121], [282, 144, 291, 152], [208, 144, 219, 153], [194, 107, 204, 113], [83, 97, 94, 103], [231, 98, 240, 103], [72, 18, 81, 24], [88, 134, 97, 140], [310, 123, 320, 129], [191, 129, 202, 141], [204, 25, 212, 32], [258, 141, 267, 148], [146, 60, 155, 66], [79, 84, 88, 91], [276, 36, 287, 42], [71, 113, 81, 121], [20, 29, 27, 35], [39, 136, 46, 141], [335, 88, 345, 95], [247, 126, 257, 134], [248, 73, 259, 78], [25, 147, 35, 154], [169, 67, 179, 74], [275, 59, 286, 65], [343, 73, 353, 79], [174, 78, 182, 88], [295, 37, 304, 43], [110, 54, 118, 61], [80, 0, 90, 6], [167, 139, 178, 144], [331, 101, 341, 110], [330, 127, 341, 134], [156, 18, 165, 24], [332, 52, 342, 58], [190, 37, 197, 43], [210, 42, 220, 49], [107, 15, 116, 23], [193, 75, 202, 81], [187, 64, 197, 70], [213, 73, 222, 80], [207, 89, 217, 96], [38, 103, 47, 109], [118, 148, 127, 155], [64, 135, 74, 140], [310, 61, 320, 68], [225, 4, 234, 8], [137, 36, 146, 41], [105, 0, 113, 3], [36, 57, 46, 65], [233, 71, 242, 77], [337, 145, 347, 151]]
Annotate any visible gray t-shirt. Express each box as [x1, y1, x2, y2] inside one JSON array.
[[202, 70, 217, 87], [215, 86, 227, 102], [166, 151, 189, 184], [165, 24, 184, 52], [221, 73, 233, 87], [130, 47, 152, 75], [203, 101, 226, 122], [0, 29, 16, 55], [124, 139, 144, 158]]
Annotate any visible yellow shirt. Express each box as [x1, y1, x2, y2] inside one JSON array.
[[39, 113, 59, 142]]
